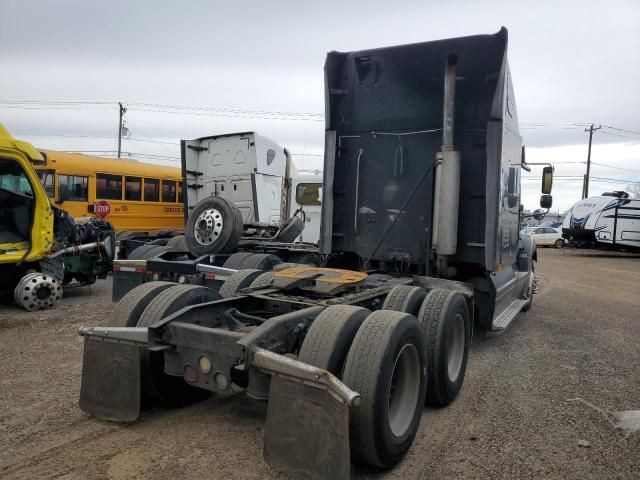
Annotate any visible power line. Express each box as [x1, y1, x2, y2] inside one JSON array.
[[16, 132, 179, 146], [127, 106, 324, 122], [127, 102, 323, 118], [0, 100, 116, 105], [590, 162, 640, 174], [599, 130, 640, 141], [601, 124, 640, 137], [590, 176, 640, 185]]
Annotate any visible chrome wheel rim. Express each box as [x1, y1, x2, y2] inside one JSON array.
[[194, 208, 223, 246], [15, 273, 62, 311], [388, 343, 421, 437], [447, 313, 465, 382]]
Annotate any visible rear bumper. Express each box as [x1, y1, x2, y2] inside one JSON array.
[[78, 324, 359, 478], [562, 228, 596, 242]]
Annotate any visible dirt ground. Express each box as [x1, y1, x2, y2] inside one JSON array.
[[1, 248, 639, 479]]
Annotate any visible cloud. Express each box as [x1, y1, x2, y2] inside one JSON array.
[[1, 0, 639, 214]]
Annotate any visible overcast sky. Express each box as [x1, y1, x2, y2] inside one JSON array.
[[1, 0, 639, 212]]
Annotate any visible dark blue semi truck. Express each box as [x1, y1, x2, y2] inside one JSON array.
[[78, 28, 553, 479]]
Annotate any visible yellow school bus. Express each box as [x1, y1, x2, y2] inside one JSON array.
[[33, 150, 184, 233]]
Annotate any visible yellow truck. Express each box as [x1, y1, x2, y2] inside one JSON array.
[[0, 125, 114, 310]]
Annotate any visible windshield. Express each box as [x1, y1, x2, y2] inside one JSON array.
[[0, 159, 34, 196]]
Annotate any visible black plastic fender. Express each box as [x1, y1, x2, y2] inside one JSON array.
[[518, 231, 536, 272]]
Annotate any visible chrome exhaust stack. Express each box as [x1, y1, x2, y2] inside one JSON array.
[[433, 54, 461, 278]]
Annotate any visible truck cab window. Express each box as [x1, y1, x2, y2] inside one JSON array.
[[36, 169, 55, 197], [0, 161, 33, 196], [295, 183, 322, 205]]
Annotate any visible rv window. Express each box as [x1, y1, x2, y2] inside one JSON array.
[[125, 176, 142, 201], [295, 183, 322, 206], [162, 180, 176, 202], [96, 173, 122, 200], [59, 175, 88, 201], [144, 178, 160, 202]]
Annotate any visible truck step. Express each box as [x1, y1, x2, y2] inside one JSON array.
[[489, 298, 528, 334]]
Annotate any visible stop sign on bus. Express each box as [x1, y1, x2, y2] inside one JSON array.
[[94, 200, 111, 218]]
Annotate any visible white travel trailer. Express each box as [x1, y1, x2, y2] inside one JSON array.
[[562, 191, 640, 249]]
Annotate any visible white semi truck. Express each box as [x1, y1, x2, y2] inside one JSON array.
[[182, 131, 322, 252]]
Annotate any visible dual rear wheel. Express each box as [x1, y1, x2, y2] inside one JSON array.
[[298, 285, 470, 469], [109, 282, 220, 407]]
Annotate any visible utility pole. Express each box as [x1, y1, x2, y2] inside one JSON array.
[[583, 123, 601, 199], [117, 102, 127, 158]]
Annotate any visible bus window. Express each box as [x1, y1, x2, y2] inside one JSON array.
[[59, 174, 88, 201], [125, 176, 142, 201], [177, 182, 183, 203], [295, 183, 322, 205], [97, 173, 122, 200], [144, 178, 160, 202], [36, 169, 55, 197], [162, 180, 176, 202]]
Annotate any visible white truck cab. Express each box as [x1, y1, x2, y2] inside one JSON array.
[[182, 132, 322, 244]]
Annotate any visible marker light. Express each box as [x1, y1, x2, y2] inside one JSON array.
[[199, 355, 212, 374], [184, 364, 198, 383]]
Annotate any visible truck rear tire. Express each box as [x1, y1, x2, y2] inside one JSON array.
[[108, 281, 175, 327], [166, 234, 187, 250], [382, 285, 427, 317], [127, 244, 164, 260], [342, 310, 427, 469], [137, 284, 220, 406], [219, 269, 263, 298], [185, 197, 243, 256], [417, 289, 470, 407], [240, 253, 282, 270], [249, 271, 275, 289], [274, 216, 304, 243], [298, 305, 370, 376], [223, 252, 254, 269]]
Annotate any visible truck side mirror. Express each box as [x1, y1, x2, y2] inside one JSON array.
[[541, 166, 553, 194], [540, 194, 553, 209], [533, 208, 545, 220]]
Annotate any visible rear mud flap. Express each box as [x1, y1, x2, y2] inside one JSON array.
[[264, 375, 351, 480], [79, 337, 141, 422]]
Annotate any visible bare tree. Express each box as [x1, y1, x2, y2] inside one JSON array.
[[626, 184, 640, 198]]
